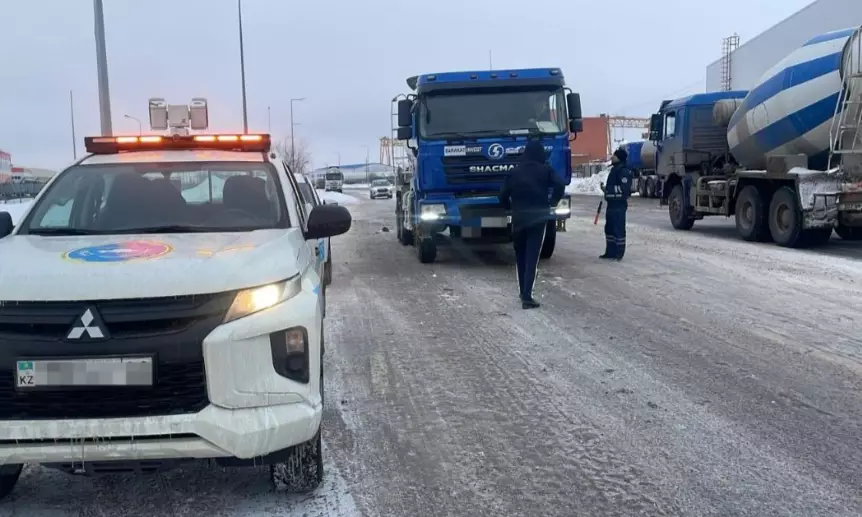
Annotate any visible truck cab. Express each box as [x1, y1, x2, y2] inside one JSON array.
[[324, 167, 343, 193], [393, 68, 584, 263]]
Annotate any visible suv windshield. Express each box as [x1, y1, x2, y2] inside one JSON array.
[[19, 162, 288, 235], [419, 87, 567, 138], [371, 180, 390, 186]]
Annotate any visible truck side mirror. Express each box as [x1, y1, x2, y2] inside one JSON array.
[[566, 92, 583, 120], [569, 119, 583, 133], [648, 113, 663, 141], [396, 126, 412, 140], [397, 99, 413, 128]]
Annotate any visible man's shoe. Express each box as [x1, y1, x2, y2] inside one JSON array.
[[522, 299, 541, 309], [599, 254, 613, 259]]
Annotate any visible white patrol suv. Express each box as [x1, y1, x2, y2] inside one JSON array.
[[0, 133, 351, 499]]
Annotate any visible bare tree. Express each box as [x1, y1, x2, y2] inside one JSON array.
[[273, 138, 313, 175]]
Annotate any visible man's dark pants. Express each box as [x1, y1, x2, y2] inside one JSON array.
[[604, 203, 627, 259], [513, 222, 546, 300]]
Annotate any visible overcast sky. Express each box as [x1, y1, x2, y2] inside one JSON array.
[[1, 0, 815, 170]]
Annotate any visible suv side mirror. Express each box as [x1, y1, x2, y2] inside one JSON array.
[[397, 99, 413, 128], [0, 212, 13, 239], [566, 92, 582, 120], [306, 204, 352, 239], [649, 113, 663, 141]]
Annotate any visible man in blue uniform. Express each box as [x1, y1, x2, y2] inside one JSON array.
[[499, 140, 565, 309], [600, 148, 633, 260]]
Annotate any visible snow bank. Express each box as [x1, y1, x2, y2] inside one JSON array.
[[317, 190, 360, 205], [567, 170, 609, 195], [0, 201, 32, 225]]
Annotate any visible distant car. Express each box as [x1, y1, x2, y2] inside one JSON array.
[[369, 179, 393, 199]]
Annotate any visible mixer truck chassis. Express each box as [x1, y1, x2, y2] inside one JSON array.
[[661, 165, 862, 248]]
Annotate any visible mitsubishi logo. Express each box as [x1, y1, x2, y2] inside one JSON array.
[[66, 308, 109, 341], [487, 143, 504, 160]]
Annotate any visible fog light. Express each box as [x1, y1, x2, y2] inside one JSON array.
[[270, 327, 309, 383]]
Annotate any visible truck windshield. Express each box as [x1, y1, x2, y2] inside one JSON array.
[[325, 172, 343, 180], [18, 162, 289, 235], [419, 88, 567, 138]]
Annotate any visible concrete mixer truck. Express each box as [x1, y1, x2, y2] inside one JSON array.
[[648, 25, 862, 247]]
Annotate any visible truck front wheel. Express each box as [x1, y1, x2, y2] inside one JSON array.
[[418, 237, 437, 263], [735, 185, 770, 241], [768, 186, 805, 247], [668, 184, 694, 230], [540, 221, 557, 259]]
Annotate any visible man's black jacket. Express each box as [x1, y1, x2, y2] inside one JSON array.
[[499, 140, 565, 231]]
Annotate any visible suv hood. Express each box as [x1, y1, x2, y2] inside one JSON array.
[[0, 230, 305, 301]]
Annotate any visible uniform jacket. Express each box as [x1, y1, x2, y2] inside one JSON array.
[[499, 141, 565, 231], [604, 163, 633, 208]]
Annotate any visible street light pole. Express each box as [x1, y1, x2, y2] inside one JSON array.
[[267, 105, 271, 133], [289, 97, 306, 154], [69, 90, 77, 160], [124, 114, 142, 135], [238, 0, 248, 134], [93, 0, 113, 136], [362, 145, 370, 183]]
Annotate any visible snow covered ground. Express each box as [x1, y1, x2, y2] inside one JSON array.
[[317, 190, 359, 205]]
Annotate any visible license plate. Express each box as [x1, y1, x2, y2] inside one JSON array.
[[481, 216, 510, 228], [15, 357, 154, 388]]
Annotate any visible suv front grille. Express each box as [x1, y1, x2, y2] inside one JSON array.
[[0, 292, 234, 420]]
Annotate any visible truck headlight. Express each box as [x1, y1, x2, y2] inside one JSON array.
[[554, 198, 571, 215], [224, 275, 302, 323], [420, 204, 446, 221]]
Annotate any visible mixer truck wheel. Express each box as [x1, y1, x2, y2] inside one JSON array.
[[668, 184, 694, 230], [734, 185, 770, 242], [646, 177, 657, 198], [638, 178, 648, 197], [768, 186, 805, 248], [835, 225, 862, 240]]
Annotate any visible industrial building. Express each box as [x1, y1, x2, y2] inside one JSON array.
[[706, 0, 862, 91]]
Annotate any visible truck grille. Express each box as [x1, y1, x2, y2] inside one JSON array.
[[0, 292, 234, 420], [442, 155, 520, 184]]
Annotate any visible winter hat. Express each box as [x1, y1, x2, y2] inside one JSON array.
[[613, 148, 628, 163]]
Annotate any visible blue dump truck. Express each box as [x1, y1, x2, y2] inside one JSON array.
[[392, 68, 584, 263], [648, 25, 862, 247], [621, 140, 660, 198]]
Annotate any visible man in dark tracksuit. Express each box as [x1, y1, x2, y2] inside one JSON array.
[[499, 140, 565, 309], [600, 148, 633, 260]]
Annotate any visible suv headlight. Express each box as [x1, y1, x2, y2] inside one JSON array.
[[224, 275, 302, 323], [554, 198, 571, 215], [420, 204, 446, 221]]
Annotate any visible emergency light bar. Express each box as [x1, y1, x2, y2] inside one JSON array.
[[84, 134, 271, 154]]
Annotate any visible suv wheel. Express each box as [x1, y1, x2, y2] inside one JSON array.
[[271, 430, 324, 493]]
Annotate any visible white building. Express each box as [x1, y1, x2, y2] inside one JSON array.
[[706, 0, 862, 92]]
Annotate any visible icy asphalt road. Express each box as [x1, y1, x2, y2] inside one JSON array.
[[3, 193, 862, 516]]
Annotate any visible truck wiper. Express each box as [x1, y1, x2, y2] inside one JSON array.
[[429, 130, 500, 139]]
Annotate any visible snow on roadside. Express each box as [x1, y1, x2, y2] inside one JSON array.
[[0, 201, 32, 225], [567, 170, 609, 195], [317, 190, 360, 205]]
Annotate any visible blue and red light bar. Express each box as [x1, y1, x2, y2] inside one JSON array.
[[84, 134, 271, 154]]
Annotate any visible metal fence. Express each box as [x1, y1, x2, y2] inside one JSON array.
[[0, 182, 47, 202]]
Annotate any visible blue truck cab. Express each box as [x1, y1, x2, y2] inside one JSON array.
[[393, 68, 584, 263]]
